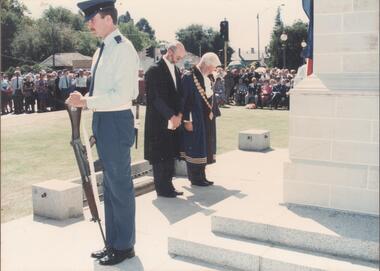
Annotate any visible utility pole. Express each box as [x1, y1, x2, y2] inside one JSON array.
[[257, 13, 260, 63]]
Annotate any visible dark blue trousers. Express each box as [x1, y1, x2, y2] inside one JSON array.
[[92, 110, 135, 250]]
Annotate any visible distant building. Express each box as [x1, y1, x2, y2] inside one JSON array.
[[231, 48, 259, 66], [138, 49, 200, 72], [40, 52, 92, 70]]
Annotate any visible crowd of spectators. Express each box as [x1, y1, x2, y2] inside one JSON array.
[[1, 65, 297, 116], [210, 66, 297, 110], [1, 67, 92, 115]]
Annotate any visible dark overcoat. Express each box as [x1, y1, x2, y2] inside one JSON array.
[[180, 67, 220, 165], [144, 58, 183, 163]]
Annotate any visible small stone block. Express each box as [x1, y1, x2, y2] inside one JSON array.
[[239, 129, 270, 151], [32, 179, 83, 220], [175, 159, 188, 177]]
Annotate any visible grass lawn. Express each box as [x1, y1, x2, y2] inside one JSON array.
[[1, 106, 288, 222]]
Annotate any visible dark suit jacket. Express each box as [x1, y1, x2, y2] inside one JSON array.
[[144, 58, 183, 163]]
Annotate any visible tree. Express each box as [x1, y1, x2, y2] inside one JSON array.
[[75, 31, 99, 57], [11, 19, 78, 65], [118, 11, 132, 24], [267, 7, 284, 68], [42, 6, 84, 31], [267, 8, 308, 70], [135, 18, 155, 40], [0, 0, 29, 70], [119, 22, 152, 52], [175, 24, 234, 65]]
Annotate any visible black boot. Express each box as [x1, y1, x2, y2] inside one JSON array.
[[201, 165, 214, 185], [187, 163, 209, 186]]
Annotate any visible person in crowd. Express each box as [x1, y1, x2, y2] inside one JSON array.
[[214, 75, 226, 107], [10, 69, 24, 114], [46, 72, 57, 111], [144, 41, 186, 198], [245, 77, 260, 106], [234, 78, 248, 106], [85, 70, 92, 91], [67, 0, 140, 265], [58, 69, 71, 100], [23, 73, 35, 113], [36, 71, 48, 112], [259, 79, 273, 108], [1, 73, 11, 114], [54, 71, 64, 110], [269, 77, 281, 109], [223, 69, 235, 104], [68, 72, 77, 94], [75, 69, 88, 96]]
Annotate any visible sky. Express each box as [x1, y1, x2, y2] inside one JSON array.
[[21, 0, 308, 53]]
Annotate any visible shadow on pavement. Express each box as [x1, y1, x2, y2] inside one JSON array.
[[153, 185, 246, 225]]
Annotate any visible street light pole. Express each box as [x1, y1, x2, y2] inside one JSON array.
[[280, 32, 288, 69], [301, 40, 307, 64], [257, 13, 260, 63]]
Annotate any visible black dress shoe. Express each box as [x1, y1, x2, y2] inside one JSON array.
[[157, 191, 177, 198], [91, 247, 110, 259], [191, 180, 210, 186], [173, 190, 184, 196], [205, 179, 214, 185], [98, 248, 135, 266]]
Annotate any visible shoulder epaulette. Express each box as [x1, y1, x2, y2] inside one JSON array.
[[114, 35, 122, 44]]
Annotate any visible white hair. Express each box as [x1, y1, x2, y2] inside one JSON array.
[[199, 52, 221, 67], [166, 40, 184, 53]]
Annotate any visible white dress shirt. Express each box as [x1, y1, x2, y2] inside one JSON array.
[[10, 76, 23, 92], [203, 75, 213, 98], [85, 28, 139, 111], [75, 76, 87, 88], [162, 55, 177, 89]]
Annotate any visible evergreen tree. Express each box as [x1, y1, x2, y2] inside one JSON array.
[[267, 9, 308, 69], [136, 18, 156, 40]]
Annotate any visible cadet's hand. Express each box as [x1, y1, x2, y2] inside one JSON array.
[[66, 91, 87, 108], [184, 122, 193, 132]]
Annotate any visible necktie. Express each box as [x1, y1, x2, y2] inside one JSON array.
[[16, 76, 19, 89], [66, 77, 69, 88], [89, 43, 105, 97]]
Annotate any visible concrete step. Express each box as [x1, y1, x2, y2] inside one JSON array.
[[168, 213, 379, 271], [211, 197, 379, 263]]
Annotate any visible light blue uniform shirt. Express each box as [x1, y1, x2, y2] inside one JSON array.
[[85, 28, 139, 111]]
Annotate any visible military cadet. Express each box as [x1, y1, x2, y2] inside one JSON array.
[[66, 0, 139, 266]]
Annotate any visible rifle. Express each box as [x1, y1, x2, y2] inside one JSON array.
[[66, 105, 107, 249]]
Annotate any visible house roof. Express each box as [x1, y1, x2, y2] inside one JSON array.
[[40, 52, 92, 67]]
